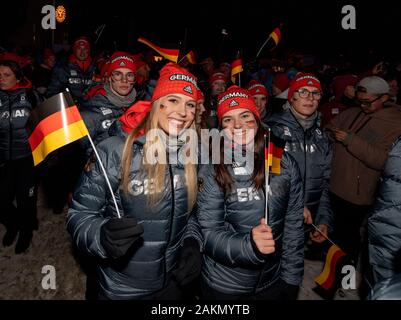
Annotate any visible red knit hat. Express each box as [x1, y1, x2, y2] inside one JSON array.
[[217, 85, 260, 121], [73, 37, 90, 51], [151, 62, 198, 102], [43, 48, 55, 60], [132, 53, 147, 69], [247, 80, 268, 97], [197, 88, 205, 101], [209, 71, 226, 85], [273, 73, 291, 92], [108, 51, 137, 73], [287, 72, 322, 100]]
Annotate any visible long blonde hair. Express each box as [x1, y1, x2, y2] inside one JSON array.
[[121, 99, 198, 211]]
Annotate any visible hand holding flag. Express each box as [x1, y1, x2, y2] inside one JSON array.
[[27, 91, 122, 218]]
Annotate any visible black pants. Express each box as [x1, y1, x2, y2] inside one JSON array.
[[0, 156, 38, 232], [330, 192, 371, 266]]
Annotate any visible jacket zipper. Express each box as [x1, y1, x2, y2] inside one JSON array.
[[8, 94, 12, 160], [163, 164, 175, 288], [357, 175, 360, 195]]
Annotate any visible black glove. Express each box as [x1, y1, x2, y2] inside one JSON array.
[[171, 238, 202, 286], [100, 217, 144, 259]]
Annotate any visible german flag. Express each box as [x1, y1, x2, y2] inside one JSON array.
[[270, 27, 281, 46], [265, 132, 284, 175], [230, 58, 243, 83], [315, 244, 347, 290], [27, 92, 89, 166], [185, 50, 196, 64], [138, 37, 180, 63]]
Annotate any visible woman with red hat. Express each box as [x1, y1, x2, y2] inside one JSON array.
[[196, 85, 304, 300], [0, 59, 42, 254], [67, 62, 203, 300], [247, 79, 269, 122]]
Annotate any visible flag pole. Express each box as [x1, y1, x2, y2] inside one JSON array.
[[310, 223, 336, 247], [256, 34, 272, 59], [264, 129, 271, 225], [65, 89, 121, 219], [86, 134, 121, 218]]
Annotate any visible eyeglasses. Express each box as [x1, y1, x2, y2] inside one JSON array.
[[355, 95, 382, 107], [295, 88, 322, 100], [111, 71, 136, 82]]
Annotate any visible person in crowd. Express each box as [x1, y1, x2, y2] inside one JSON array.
[[368, 135, 401, 284], [325, 76, 401, 270], [196, 85, 304, 300], [269, 72, 291, 114], [67, 62, 203, 300], [204, 70, 227, 129], [319, 74, 358, 127], [195, 88, 206, 134], [247, 79, 269, 122], [79, 51, 138, 155], [31, 48, 56, 96], [266, 73, 333, 259], [383, 73, 399, 104], [47, 36, 96, 103], [0, 59, 42, 254]]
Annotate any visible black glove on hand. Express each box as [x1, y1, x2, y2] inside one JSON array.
[[100, 217, 144, 259], [171, 238, 202, 286]]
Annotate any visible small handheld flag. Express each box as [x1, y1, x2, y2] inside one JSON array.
[[27, 91, 122, 218], [138, 37, 180, 63], [185, 50, 196, 64], [314, 244, 347, 290], [256, 27, 282, 58], [231, 58, 243, 84], [270, 27, 281, 46], [27, 92, 88, 166]]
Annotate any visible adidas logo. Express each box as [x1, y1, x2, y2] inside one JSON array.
[[229, 100, 239, 107], [307, 80, 314, 85], [120, 62, 126, 67], [183, 85, 193, 94]]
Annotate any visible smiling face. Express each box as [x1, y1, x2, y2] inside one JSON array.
[[290, 85, 320, 118], [157, 94, 196, 136], [221, 108, 258, 146]]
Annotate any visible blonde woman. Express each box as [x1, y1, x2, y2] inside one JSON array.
[[67, 63, 202, 300]]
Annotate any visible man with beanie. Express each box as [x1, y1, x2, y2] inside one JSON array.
[[79, 51, 138, 155], [325, 76, 401, 274], [205, 71, 227, 129], [31, 48, 56, 95], [47, 36, 96, 103], [265, 73, 333, 259]]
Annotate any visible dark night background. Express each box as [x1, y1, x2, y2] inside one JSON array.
[[1, 0, 401, 65]]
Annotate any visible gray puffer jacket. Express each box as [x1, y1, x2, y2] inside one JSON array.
[[265, 109, 333, 229], [78, 89, 127, 153], [67, 131, 202, 299], [0, 82, 42, 162], [368, 136, 401, 282], [197, 150, 304, 295]]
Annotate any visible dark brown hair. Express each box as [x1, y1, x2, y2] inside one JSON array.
[[214, 118, 266, 196], [0, 60, 24, 81]]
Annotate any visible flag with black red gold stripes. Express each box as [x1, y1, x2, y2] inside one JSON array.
[[27, 91, 89, 166]]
